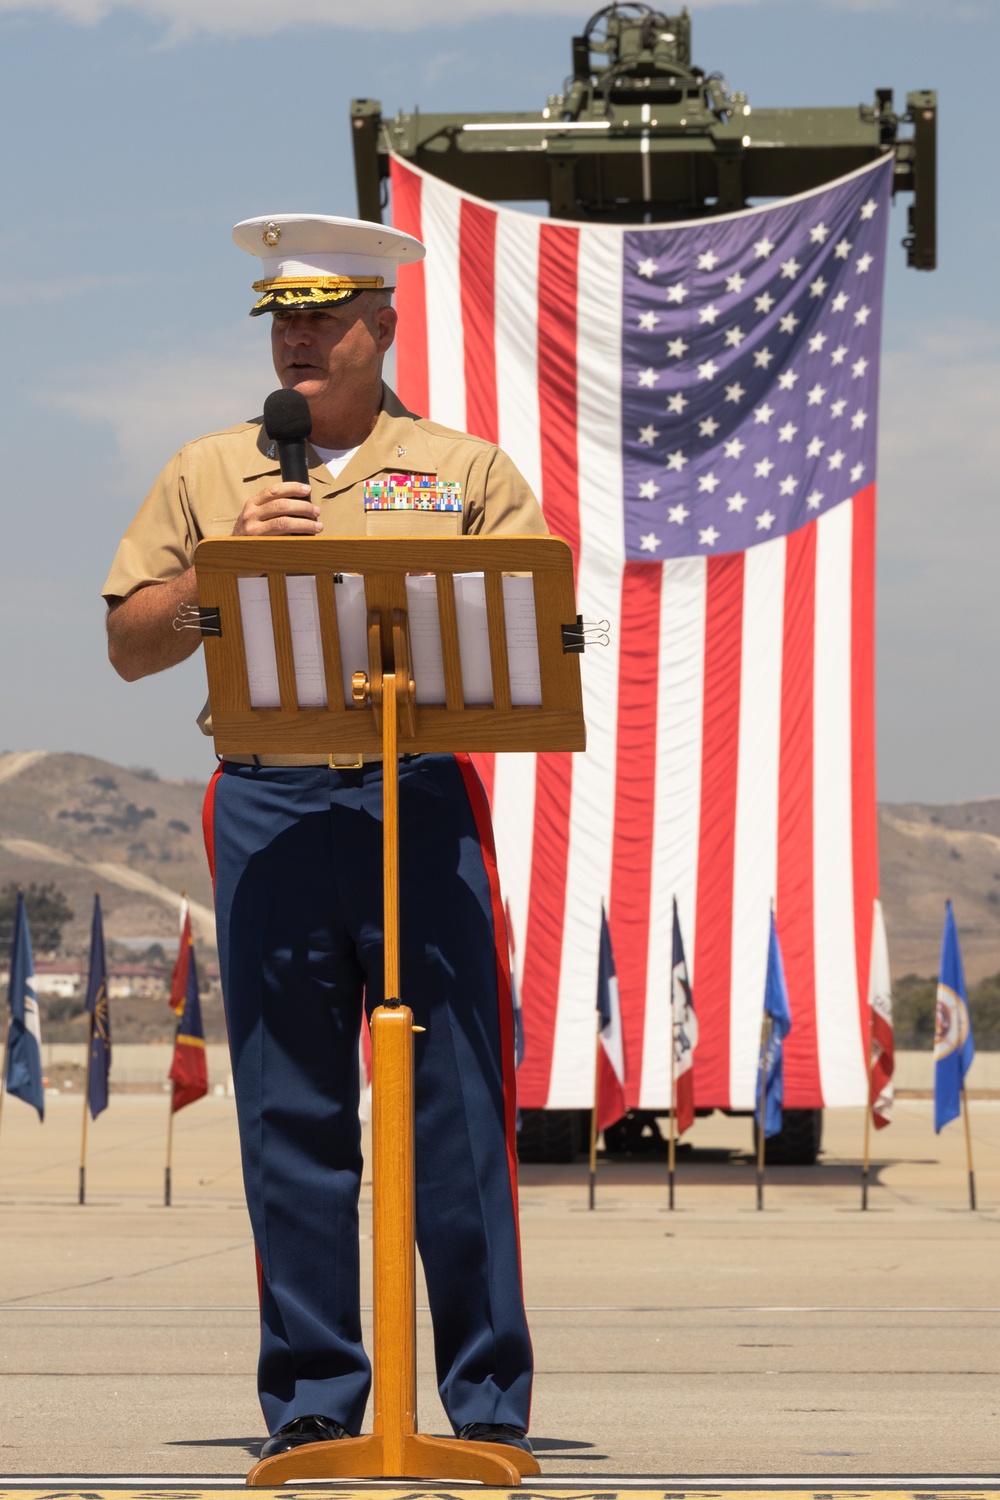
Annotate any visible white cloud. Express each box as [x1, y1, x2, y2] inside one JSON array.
[[48, 321, 269, 491]]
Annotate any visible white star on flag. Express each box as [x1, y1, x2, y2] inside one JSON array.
[[638, 258, 657, 278], [698, 472, 721, 493], [778, 313, 800, 334], [807, 383, 826, 404], [667, 392, 688, 413], [699, 416, 720, 437], [850, 462, 865, 482], [638, 367, 658, 387], [830, 398, 847, 417], [667, 337, 688, 358], [723, 437, 745, 458], [698, 304, 720, 325], [808, 332, 828, 352], [638, 479, 659, 499], [778, 422, 798, 442], [851, 409, 867, 430], [856, 252, 873, 273], [828, 449, 845, 470], [638, 310, 659, 330], [666, 282, 688, 303], [726, 271, 746, 293], [698, 359, 718, 380], [781, 257, 801, 279], [697, 249, 720, 270], [854, 305, 871, 325], [830, 291, 849, 312], [756, 510, 776, 530], [666, 450, 687, 471], [755, 457, 775, 478], [777, 370, 799, 390], [754, 236, 775, 258], [699, 526, 720, 546], [726, 491, 749, 512], [754, 347, 774, 369], [809, 276, 828, 298], [638, 424, 659, 445], [834, 238, 852, 258], [725, 326, 746, 347], [668, 502, 689, 524], [806, 436, 825, 457], [725, 382, 745, 403], [778, 475, 798, 495], [753, 403, 774, 424], [810, 222, 830, 243], [860, 198, 878, 219], [806, 489, 824, 509], [755, 291, 775, 314], [639, 531, 662, 551]]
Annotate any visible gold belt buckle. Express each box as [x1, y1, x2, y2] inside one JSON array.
[[329, 752, 364, 770]]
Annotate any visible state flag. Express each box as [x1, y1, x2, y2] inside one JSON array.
[[5, 891, 44, 1120], [84, 893, 111, 1120], [168, 903, 208, 1113], [756, 910, 792, 1139], [671, 896, 697, 1136], [868, 897, 894, 1129], [596, 905, 626, 1132], [934, 900, 974, 1133]]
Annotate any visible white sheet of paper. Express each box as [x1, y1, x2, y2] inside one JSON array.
[[286, 575, 327, 709], [334, 574, 369, 703], [502, 575, 542, 707], [237, 576, 281, 709], [404, 576, 448, 705], [454, 574, 494, 705], [238, 569, 543, 713]]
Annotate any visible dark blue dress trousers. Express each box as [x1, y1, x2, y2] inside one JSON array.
[[206, 753, 532, 1437]]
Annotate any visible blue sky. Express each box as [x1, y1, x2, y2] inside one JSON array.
[[0, 0, 996, 799]]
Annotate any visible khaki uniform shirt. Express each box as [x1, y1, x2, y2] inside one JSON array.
[[102, 385, 548, 744], [103, 385, 547, 602]]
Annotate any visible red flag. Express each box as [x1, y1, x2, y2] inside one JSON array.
[[168, 907, 207, 1113], [169, 901, 192, 1017]]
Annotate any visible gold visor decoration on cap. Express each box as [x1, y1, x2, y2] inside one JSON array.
[[250, 274, 386, 316]]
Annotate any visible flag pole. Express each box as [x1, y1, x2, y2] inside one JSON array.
[[588, 1013, 600, 1211], [755, 1013, 771, 1212], [79, 1015, 93, 1206], [165, 1080, 175, 1207], [960, 1084, 977, 1211], [861, 1015, 875, 1211], [667, 998, 677, 1211]]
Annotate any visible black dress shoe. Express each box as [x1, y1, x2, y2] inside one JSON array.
[[259, 1414, 350, 1459], [459, 1422, 533, 1454]]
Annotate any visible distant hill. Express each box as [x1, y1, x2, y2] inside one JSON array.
[[2, 749, 999, 992], [0, 750, 214, 954]]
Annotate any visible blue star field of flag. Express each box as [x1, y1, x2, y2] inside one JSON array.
[[621, 156, 892, 561]]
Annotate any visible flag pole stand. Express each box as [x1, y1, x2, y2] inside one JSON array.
[[961, 1084, 977, 1211], [861, 1019, 875, 1211], [79, 1017, 93, 1206], [755, 1015, 770, 1212], [165, 1082, 175, 1207], [667, 1015, 677, 1212], [588, 1016, 601, 1211]]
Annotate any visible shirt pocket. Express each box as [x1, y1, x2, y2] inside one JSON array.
[[364, 510, 464, 538], [208, 516, 240, 537]]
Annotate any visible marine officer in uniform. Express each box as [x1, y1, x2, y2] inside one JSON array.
[[103, 215, 545, 1458]]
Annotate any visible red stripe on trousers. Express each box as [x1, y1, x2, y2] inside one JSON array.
[[609, 563, 662, 1110], [459, 198, 499, 443], [470, 752, 496, 808], [517, 222, 581, 1107], [692, 553, 744, 1108], [202, 765, 223, 894], [777, 522, 821, 1107], [389, 158, 429, 417], [850, 485, 879, 1049], [453, 754, 526, 1288]]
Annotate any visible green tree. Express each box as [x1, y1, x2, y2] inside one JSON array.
[[0, 882, 75, 960]]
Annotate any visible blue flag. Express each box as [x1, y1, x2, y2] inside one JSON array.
[[755, 910, 792, 1139], [934, 900, 974, 1133], [5, 892, 44, 1120], [84, 893, 111, 1119]]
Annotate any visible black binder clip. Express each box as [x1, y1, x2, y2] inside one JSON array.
[[561, 615, 586, 654], [561, 616, 611, 654], [198, 607, 222, 638]]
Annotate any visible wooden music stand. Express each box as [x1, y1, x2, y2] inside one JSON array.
[[193, 536, 585, 1488]]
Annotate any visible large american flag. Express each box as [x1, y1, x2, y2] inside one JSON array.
[[391, 151, 890, 1112]]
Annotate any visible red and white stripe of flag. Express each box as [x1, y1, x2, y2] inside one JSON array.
[[391, 156, 879, 1114]]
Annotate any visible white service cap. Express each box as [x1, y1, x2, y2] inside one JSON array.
[[232, 213, 425, 315]]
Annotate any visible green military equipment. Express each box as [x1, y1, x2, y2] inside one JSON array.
[[351, 2, 935, 269]]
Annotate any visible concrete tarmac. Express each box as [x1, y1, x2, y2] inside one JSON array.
[[0, 1092, 998, 1480]]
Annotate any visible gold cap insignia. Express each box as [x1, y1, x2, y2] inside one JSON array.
[[262, 222, 282, 247]]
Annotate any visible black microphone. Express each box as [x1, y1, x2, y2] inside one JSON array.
[[263, 388, 313, 487]]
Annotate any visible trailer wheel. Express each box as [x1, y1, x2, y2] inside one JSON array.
[[754, 1108, 823, 1165], [516, 1108, 582, 1163]]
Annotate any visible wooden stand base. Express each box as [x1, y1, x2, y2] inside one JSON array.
[[246, 1432, 540, 1486]]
